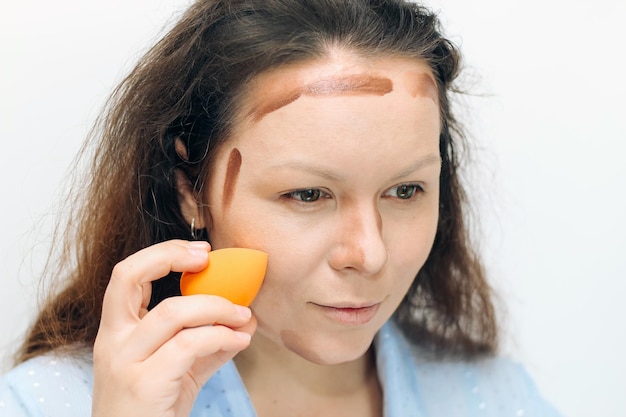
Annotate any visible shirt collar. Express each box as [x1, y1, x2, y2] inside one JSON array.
[[193, 320, 423, 417]]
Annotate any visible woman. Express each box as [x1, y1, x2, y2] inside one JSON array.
[[0, 0, 562, 416]]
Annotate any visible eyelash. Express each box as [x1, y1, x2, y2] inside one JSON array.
[[383, 183, 424, 200], [285, 188, 331, 203], [283, 183, 424, 203]]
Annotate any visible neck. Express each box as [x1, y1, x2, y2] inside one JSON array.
[[234, 332, 382, 416]]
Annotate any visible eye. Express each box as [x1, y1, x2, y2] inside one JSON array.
[[384, 184, 423, 200], [286, 188, 324, 202]]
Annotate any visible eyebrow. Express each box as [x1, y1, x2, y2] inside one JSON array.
[[266, 154, 441, 182], [267, 162, 345, 182], [250, 74, 393, 121], [390, 153, 441, 180]]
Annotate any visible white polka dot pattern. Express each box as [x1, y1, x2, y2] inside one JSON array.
[[0, 323, 564, 416], [0, 353, 93, 416]]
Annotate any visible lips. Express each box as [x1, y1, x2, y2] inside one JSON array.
[[312, 302, 381, 326]]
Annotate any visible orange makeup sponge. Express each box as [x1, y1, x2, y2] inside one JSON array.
[[180, 248, 268, 306]]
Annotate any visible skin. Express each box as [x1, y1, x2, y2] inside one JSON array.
[[222, 148, 243, 209], [201, 53, 441, 416], [93, 240, 256, 417], [93, 52, 442, 417], [249, 74, 394, 121]]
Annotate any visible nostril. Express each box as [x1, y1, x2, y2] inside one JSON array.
[[328, 203, 387, 274], [328, 235, 387, 275]]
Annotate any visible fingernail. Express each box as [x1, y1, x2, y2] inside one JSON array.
[[188, 241, 209, 258], [235, 305, 251, 319], [235, 331, 251, 342]]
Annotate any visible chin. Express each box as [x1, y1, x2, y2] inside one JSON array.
[[279, 328, 375, 365]]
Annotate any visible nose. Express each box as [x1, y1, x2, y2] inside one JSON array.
[[328, 201, 388, 275]]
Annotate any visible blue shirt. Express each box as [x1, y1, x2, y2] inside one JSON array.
[[0, 322, 563, 416]]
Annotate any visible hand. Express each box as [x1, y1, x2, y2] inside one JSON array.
[[92, 240, 256, 417]]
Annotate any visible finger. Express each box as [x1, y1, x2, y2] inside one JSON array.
[[186, 315, 258, 387], [126, 295, 252, 360], [100, 240, 210, 331], [145, 324, 253, 381]]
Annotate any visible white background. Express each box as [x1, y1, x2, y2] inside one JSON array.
[[1, 1, 624, 416]]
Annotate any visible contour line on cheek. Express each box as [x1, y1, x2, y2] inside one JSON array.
[[251, 74, 393, 121], [222, 148, 242, 209]]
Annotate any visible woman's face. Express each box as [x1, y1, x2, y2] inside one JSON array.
[[204, 53, 441, 365]]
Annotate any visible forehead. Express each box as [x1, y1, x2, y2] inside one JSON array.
[[218, 54, 441, 179], [238, 54, 439, 124]]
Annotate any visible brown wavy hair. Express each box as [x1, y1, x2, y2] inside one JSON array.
[[16, 0, 497, 364]]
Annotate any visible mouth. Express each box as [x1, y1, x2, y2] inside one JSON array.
[[311, 302, 381, 326]]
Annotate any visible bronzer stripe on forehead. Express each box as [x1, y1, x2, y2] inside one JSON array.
[[252, 74, 393, 121], [402, 71, 439, 103], [222, 148, 242, 209]]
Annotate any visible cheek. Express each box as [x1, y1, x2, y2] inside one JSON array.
[[253, 218, 330, 289], [209, 198, 331, 280], [208, 211, 269, 250], [206, 179, 273, 249], [234, 214, 335, 311], [209, 210, 308, 315], [388, 205, 439, 274]]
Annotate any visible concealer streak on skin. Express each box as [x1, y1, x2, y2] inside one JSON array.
[[222, 148, 242, 209], [402, 71, 439, 103], [251, 74, 393, 121], [279, 330, 325, 364]]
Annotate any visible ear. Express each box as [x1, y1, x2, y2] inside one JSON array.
[[174, 138, 206, 230], [174, 168, 206, 230]]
